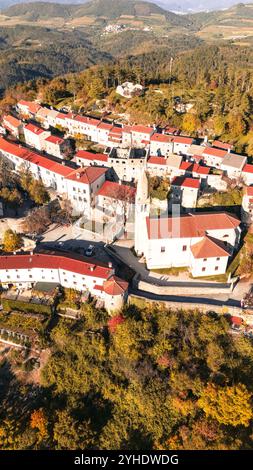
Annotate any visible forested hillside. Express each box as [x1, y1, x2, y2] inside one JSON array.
[[1, 304, 253, 449]]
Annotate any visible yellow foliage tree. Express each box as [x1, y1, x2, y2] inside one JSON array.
[[198, 384, 253, 427], [3, 229, 22, 252]]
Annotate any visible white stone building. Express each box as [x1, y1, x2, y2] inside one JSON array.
[[141, 212, 241, 276], [170, 176, 200, 211], [0, 250, 128, 312], [23, 123, 51, 151], [2, 115, 23, 139]]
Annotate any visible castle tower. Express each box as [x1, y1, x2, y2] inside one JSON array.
[[134, 169, 150, 256]]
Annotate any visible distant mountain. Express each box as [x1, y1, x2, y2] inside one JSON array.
[[0, 0, 245, 13], [1, 0, 193, 27]]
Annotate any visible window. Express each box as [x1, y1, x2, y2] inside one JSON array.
[[182, 245, 187, 251], [216, 257, 220, 261], [203, 258, 207, 262], [202, 267, 206, 272], [215, 266, 219, 271], [161, 247, 165, 253]]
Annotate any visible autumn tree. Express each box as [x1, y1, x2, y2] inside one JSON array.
[[30, 409, 48, 442], [2, 229, 22, 252], [53, 411, 94, 450], [198, 384, 253, 427]]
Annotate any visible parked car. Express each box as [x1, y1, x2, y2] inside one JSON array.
[[85, 245, 95, 257]]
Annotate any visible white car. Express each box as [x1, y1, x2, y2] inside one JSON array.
[[85, 245, 95, 257]]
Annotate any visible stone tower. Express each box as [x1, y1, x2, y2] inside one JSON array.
[[134, 169, 150, 256]]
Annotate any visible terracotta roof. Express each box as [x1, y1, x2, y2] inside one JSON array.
[[56, 112, 68, 121], [131, 125, 154, 135], [109, 126, 123, 134], [242, 164, 253, 174], [0, 137, 72, 176], [190, 236, 229, 259], [24, 123, 45, 135], [173, 136, 193, 145], [148, 156, 167, 165], [96, 181, 136, 202], [45, 135, 64, 145], [3, 115, 22, 128], [150, 133, 173, 143], [146, 212, 240, 240], [231, 316, 243, 325], [164, 126, 179, 134], [103, 275, 128, 295], [85, 117, 100, 127], [97, 121, 113, 131], [76, 150, 108, 163], [179, 161, 193, 171], [203, 147, 227, 158], [0, 251, 113, 280], [192, 163, 210, 175], [18, 100, 41, 114], [172, 176, 200, 189], [212, 140, 232, 151], [245, 186, 253, 196], [66, 166, 107, 184]]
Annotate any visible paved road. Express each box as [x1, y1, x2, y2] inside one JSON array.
[[130, 288, 242, 309]]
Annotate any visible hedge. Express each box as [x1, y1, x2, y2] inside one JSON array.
[[1, 298, 52, 315]]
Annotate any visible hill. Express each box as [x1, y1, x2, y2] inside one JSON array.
[[1, 0, 193, 27], [0, 25, 112, 92]]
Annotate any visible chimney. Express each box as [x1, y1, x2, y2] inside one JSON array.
[[108, 262, 113, 269], [76, 172, 81, 179], [30, 251, 33, 256], [62, 161, 65, 166], [90, 265, 95, 272]]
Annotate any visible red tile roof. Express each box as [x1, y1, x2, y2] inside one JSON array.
[[0, 137, 72, 176], [231, 316, 243, 325], [172, 176, 200, 189], [97, 121, 113, 131], [24, 123, 45, 135], [76, 150, 108, 163], [150, 133, 173, 143], [148, 156, 167, 165], [212, 140, 232, 151], [3, 115, 22, 128], [18, 100, 41, 114], [173, 136, 193, 145], [203, 147, 227, 158], [179, 161, 193, 171], [245, 186, 253, 196], [56, 112, 68, 121], [96, 181, 136, 202], [103, 276, 128, 295], [0, 251, 113, 280], [45, 135, 64, 145], [190, 236, 229, 259], [66, 166, 107, 184], [146, 212, 240, 240], [192, 163, 210, 175], [243, 164, 253, 174], [131, 125, 154, 135]]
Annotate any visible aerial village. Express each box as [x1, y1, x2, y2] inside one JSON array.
[[0, 98, 253, 337]]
